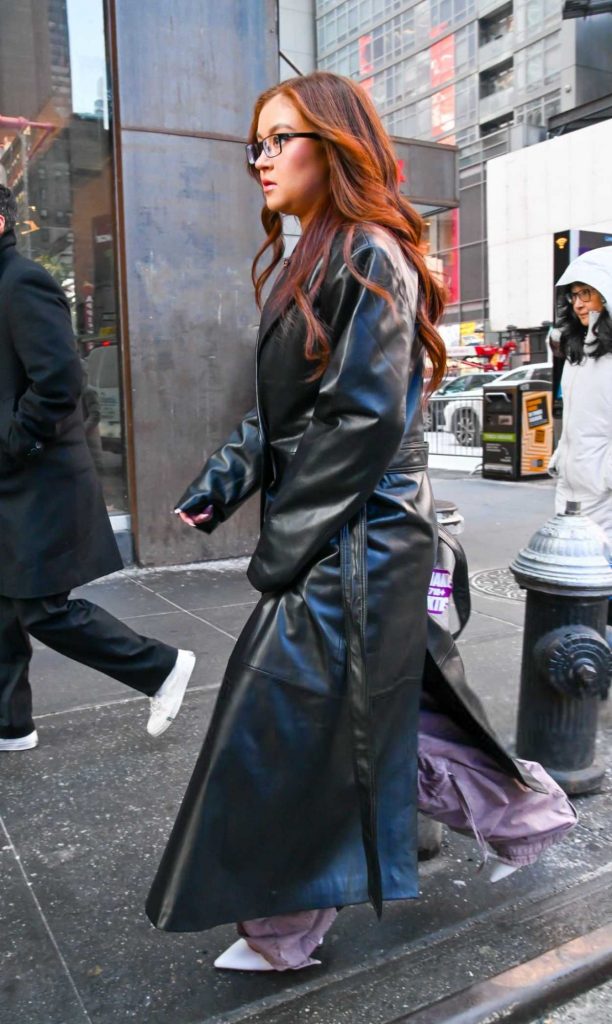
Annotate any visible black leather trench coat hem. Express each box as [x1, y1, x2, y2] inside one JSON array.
[[147, 227, 545, 934]]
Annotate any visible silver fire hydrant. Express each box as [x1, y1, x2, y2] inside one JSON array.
[[510, 501, 612, 794]]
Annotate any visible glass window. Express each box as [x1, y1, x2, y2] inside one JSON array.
[[455, 23, 476, 76], [514, 0, 561, 44], [0, 0, 127, 513], [337, 7, 349, 43], [543, 31, 560, 85], [544, 90, 561, 120], [414, 2, 430, 45], [455, 74, 478, 127], [515, 31, 559, 95], [372, 24, 385, 66], [415, 96, 432, 137]]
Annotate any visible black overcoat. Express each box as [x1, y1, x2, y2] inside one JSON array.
[[0, 230, 122, 598], [146, 228, 544, 932]]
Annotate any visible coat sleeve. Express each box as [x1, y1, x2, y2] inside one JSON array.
[[3, 265, 83, 461], [175, 408, 262, 533], [247, 242, 418, 593]]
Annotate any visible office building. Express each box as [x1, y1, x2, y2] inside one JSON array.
[[316, 0, 612, 343]]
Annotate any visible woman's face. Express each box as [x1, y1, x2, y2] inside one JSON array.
[[567, 281, 604, 326], [254, 94, 328, 227]]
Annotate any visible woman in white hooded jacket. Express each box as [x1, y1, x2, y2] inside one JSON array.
[[549, 247, 612, 578]]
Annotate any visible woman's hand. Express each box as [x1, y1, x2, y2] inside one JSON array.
[[174, 505, 214, 527]]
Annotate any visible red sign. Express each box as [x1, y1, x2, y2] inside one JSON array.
[[430, 35, 455, 88], [431, 85, 455, 137], [359, 34, 373, 76]]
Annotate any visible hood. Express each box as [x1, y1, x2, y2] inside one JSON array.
[[556, 245, 612, 308]]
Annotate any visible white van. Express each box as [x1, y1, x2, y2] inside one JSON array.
[[85, 343, 122, 452]]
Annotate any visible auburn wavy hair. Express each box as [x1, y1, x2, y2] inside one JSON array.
[[247, 71, 447, 391]]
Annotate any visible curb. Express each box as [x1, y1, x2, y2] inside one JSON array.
[[389, 922, 612, 1023], [208, 865, 612, 1024]]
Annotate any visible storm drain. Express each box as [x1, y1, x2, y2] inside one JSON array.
[[469, 567, 525, 602]]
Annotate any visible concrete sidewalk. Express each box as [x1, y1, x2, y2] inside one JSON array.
[[2, 473, 611, 1024]]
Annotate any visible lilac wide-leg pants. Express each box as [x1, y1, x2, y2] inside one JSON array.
[[239, 709, 577, 970]]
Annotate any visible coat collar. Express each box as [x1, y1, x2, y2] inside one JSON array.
[[257, 250, 326, 352], [0, 229, 17, 262]]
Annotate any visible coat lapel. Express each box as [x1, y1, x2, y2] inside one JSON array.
[[256, 267, 291, 354]]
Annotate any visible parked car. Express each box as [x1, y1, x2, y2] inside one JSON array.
[[424, 372, 500, 432], [495, 362, 552, 385], [441, 362, 553, 447], [85, 342, 122, 453]]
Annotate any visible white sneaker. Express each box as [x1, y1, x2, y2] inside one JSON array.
[[214, 938, 275, 972], [147, 650, 196, 737], [0, 730, 39, 751]]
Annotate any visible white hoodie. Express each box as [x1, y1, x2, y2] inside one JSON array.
[[550, 247, 612, 542]]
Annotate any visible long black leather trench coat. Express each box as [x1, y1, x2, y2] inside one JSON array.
[[146, 228, 544, 933], [0, 230, 122, 598]]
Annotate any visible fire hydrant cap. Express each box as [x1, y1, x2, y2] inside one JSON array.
[[510, 505, 612, 596]]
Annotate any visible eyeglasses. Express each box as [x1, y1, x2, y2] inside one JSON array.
[[245, 132, 321, 166], [566, 287, 593, 305]]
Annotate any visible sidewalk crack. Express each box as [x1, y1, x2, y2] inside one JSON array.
[[121, 574, 239, 641], [0, 815, 93, 1024]]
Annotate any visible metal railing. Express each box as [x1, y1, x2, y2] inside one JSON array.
[[479, 32, 514, 68], [479, 87, 514, 121], [458, 125, 511, 168], [424, 394, 484, 462]]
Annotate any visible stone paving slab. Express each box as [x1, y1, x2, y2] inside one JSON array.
[[2, 686, 611, 1024], [1, 471, 609, 1024]]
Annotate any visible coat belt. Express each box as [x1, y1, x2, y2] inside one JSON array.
[[340, 506, 383, 917], [387, 440, 429, 474], [339, 502, 471, 918]]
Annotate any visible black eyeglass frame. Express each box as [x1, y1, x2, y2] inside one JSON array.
[[565, 286, 594, 305], [245, 132, 322, 166]]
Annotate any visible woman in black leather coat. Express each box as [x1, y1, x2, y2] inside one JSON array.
[[146, 73, 576, 972]]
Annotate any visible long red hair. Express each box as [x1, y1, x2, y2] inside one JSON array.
[[247, 72, 447, 391]]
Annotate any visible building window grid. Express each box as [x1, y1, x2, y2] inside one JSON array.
[[513, 0, 563, 46], [382, 68, 478, 142], [321, 20, 478, 129], [318, 2, 566, 330], [316, 0, 476, 63], [515, 88, 561, 127], [317, 5, 563, 143], [514, 30, 561, 96], [317, 0, 406, 55]]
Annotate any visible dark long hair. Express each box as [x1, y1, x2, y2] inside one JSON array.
[[247, 72, 447, 392], [556, 288, 612, 363]]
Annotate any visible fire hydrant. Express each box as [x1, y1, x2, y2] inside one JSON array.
[[510, 501, 612, 794]]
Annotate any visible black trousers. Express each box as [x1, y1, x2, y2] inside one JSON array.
[[0, 592, 177, 739]]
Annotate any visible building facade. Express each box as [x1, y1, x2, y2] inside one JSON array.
[[1, 0, 458, 567], [1, 0, 278, 566], [316, 0, 612, 341]]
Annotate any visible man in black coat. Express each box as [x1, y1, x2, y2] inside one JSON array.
[[0, 185, 195, 751]]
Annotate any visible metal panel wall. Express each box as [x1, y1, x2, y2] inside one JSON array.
[[109, 0, 278, 565]]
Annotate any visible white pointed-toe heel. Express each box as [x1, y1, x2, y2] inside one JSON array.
[[488, 858, 521, 883], [214, 938, 275, 971]]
